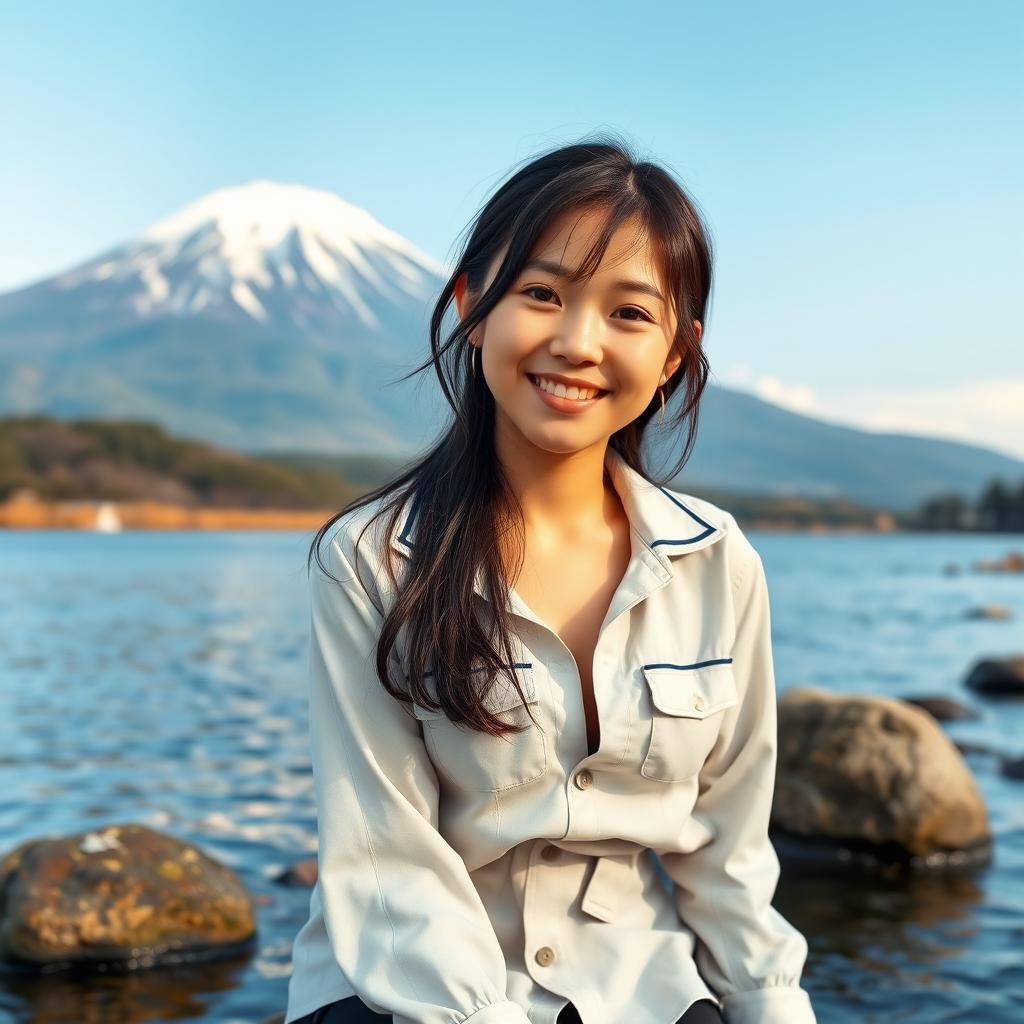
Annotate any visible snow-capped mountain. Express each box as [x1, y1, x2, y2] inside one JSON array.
[[17, 180, 443, 337], [0, 181, 451, 453], [1, 180, 1021, 509]]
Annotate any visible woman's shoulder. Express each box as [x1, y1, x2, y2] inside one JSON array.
[[311, 490, 412, 607], [659, 485, 763, 591]]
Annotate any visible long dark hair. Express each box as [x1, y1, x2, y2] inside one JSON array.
[[307, 131, 715, 739]]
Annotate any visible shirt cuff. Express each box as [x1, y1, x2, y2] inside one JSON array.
[[461, 1000, 534, 1024], [721, 985, 816, 1024]]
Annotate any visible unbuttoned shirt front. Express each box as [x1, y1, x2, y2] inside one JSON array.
[[284, 446, 817, 1024]]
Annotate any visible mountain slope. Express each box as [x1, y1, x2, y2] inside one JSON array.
[[0, 181, 446, 452], [663, 386, 1024, 512]]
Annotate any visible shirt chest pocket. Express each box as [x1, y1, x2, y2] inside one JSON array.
[[640, 660, 740, 783], [411, 664, 548, 793]]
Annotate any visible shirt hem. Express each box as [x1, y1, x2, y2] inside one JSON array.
[[283, 982, 359, 1024]]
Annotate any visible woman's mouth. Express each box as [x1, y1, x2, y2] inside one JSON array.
[[527, 373, 610, 414]]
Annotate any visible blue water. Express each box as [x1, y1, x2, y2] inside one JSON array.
[[0, 529, 1022, 1024]]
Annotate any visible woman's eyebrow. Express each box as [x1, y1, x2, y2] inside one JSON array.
[[521, 257, 665, 304]]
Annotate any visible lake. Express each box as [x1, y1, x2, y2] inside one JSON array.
[[0, 529, 1022, 1023]]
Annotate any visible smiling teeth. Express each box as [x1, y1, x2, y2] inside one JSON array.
[[532, 375, 602, 401]]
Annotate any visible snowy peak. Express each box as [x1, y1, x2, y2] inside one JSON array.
[[45, 180, 445, 329], [138, 179, 440, 277]]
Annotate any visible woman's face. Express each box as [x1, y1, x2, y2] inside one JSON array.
[[455, 206, 697, 458]]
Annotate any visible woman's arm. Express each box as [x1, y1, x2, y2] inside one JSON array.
[[656, 537, 816, 1024], [306, 533, 531, 1024]]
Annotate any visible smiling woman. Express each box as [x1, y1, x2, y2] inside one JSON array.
[[284, 132, 816, 1024], [455, 200, 699, 468]]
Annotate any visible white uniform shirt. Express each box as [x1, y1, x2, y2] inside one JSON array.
[[284, 446, 816, 1024]]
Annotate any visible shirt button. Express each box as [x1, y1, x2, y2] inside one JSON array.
[[534, 945, 556, 966], [573, 769, 593, 790], [541, 844, 561, 862], [693, 695, 706, 712]]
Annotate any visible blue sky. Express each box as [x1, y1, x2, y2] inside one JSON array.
[[2, 1, 1021, 457]]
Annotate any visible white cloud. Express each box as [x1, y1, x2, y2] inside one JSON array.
[[714, 368, 1024, 461], [715, 364, 825, 417]]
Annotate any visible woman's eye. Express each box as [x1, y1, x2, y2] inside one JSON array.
[[614, 306, 652, 323], [523, 287, 652, 324]]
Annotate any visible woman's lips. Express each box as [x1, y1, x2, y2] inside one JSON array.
[[527, 373, 610, 414]]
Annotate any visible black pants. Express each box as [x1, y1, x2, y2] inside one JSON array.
[[291, 993, 724, 1023]]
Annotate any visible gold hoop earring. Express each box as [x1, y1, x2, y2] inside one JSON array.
[[658, 385, 666, 424]]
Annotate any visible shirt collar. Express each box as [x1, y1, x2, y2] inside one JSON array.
[[390, 446, 728, 565], [602, 445, 729, 559]]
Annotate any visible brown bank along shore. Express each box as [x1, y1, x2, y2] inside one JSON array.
[[0, 489, 901, 533], [0, 491, 334, 531]]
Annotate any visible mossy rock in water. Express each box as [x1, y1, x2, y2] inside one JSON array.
[[773, 687, 991, 869], [0, 823, 256, 970]]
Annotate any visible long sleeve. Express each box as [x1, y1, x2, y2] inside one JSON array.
[[306, 533, 531, 1024], [656, 539, 816, 1024]]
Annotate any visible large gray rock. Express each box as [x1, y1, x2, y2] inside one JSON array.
[[0, 823, 256, 969], [773, 687, 990, 863]]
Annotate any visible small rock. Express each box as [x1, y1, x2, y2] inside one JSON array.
[[963, 604, 1013, 621], [0, 823, 256, 970], [964, 656, 1024, 696], [274, 858, 318, 887], [901, 695, 979, 721], [774, 687, 991, 864], [973, 551, 1024, 573]]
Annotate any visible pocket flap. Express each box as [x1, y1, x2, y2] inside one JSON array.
[[641, 660, 738, 719], [580, 849, 643, 923], [411, 663, 536, 720]]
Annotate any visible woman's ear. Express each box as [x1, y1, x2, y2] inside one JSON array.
[[454, 272, 483, 348], [661, 347, 684, 386], [662, 320, 701, 384], [453, 272, 468, 321]]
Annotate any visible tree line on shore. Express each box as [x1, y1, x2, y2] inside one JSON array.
[[907, 477, 1024, 533]]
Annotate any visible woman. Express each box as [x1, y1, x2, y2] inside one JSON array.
[[284, 136, 816, 1024]]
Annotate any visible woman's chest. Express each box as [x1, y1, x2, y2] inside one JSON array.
[[512, 531, 628, 665], [513, 546, 625, 757], [411, 548, 742, 796]]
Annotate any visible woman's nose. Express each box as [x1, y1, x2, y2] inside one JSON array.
[[546, 307, 605, 362]]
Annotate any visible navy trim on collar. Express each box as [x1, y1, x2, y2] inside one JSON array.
[[648, 487, 718, 549], [396, 487, 423, 552]]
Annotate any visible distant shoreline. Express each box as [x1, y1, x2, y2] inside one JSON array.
[[0, 494, 903, 534], [0, 495, 334, 531]]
